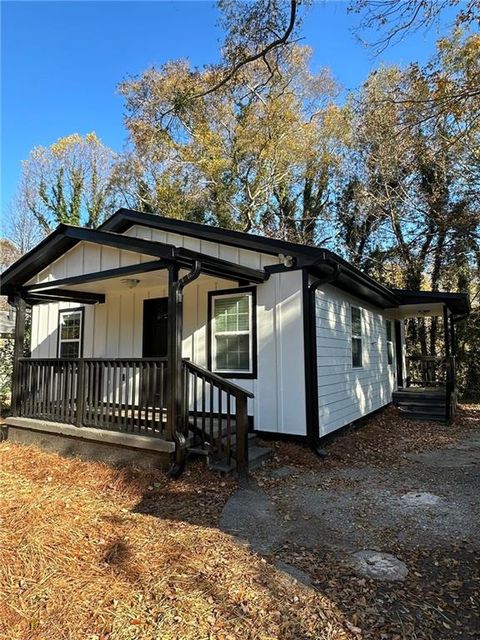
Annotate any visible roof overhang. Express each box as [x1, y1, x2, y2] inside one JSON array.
[[0, 224, 267, 303], [307, 252, 400, 309], [392, 289, 470, 317]]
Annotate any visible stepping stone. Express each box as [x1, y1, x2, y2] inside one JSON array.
[[401, 491, 441, 507], [350, 550, 408, 581]]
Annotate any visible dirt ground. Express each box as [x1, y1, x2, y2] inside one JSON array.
[[221, 404, 480, 639]]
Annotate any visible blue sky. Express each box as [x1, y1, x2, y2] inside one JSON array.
[[1, 1, 457, 214]]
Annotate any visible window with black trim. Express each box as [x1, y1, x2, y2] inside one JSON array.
[[210, 290, 254, 375], [351, 306, 363, 368], [58, 309, 83, 358], [386, 319, 394, 365]]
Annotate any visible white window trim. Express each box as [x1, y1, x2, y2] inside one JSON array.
[[211, 291, 254, 375], [58, 309, 83, 358], [351, 305, 363, 369]]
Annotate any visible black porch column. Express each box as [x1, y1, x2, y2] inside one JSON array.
[[394, 319, 404, 388], [167, 264, 182, 444], [450, 314, 456, 357], [443, 305, 451, 357], [11, 294, 26, 417], [166, 260, 201, 476]]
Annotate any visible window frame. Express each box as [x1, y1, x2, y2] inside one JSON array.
[[57, 307, 84, 359], [207, 286, 257, 379], [386, 319, 394, 366], [351, 305, 363, 369]]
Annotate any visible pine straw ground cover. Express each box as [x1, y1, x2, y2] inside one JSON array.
[[0, 443, 354, 640]]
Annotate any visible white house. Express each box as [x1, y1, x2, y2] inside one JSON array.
[[1, 209, 470, 473]]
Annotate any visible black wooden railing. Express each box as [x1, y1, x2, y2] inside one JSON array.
[[183, 361, 254, 473], [15, 356, 254, 472], [16, 357, 168, 437], [406, 355, 448, 388]]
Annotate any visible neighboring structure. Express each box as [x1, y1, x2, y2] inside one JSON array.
[[0, 209, 470, 473], [0, 308, 15, 338]]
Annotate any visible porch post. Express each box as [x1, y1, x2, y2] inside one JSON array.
[[167, 264, 182, 444], [450, 315, 456, 357], [11, 294, 26, 417], [443, 305, 450, 357]]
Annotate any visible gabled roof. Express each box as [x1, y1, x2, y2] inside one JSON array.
[[100, 208, 324, 260], [1, 209, 470, 318], [0, 223, 267, 298]]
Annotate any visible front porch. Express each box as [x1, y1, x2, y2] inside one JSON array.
[[10, 356, 259, 472], [4, 225, 270, 474]]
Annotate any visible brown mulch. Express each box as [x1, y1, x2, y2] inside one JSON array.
[[0, 442, 354, 640], [256, 404, 480, 476]]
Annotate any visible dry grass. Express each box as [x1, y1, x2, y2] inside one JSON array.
[[0, 443, 353, 640]]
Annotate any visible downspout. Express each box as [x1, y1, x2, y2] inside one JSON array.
[[168, 259, 202, 478], [304, 263, 341, 455]]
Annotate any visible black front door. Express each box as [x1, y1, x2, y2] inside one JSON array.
[[143, 297, 168, 357]]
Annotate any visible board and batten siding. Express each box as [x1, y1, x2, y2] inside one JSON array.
[[314, 283, 397, 437], [29, 227, 307, 436]]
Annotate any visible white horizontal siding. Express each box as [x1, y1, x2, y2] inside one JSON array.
[[315, 283, 396, 437]]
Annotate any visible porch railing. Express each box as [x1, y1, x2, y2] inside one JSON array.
[[183, 361, 254, 473], [16, 357, 168, 437], [406, 355, 448, 388], [15, 356, 253, 472]]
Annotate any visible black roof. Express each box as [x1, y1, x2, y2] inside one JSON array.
[[1, 208, 470, 316], [392, 289, 470, 316]]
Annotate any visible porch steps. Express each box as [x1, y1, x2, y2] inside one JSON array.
[[392, 389, 447, 422], [187, 422, 272, 473]]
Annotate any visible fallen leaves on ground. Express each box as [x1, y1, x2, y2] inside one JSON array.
[[0, 443, 353, 640], [274, 543, 480, 640], [256, 404, 480, 479]]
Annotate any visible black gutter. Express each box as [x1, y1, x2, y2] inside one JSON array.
[[302, 263, 341, 455], [167, 259, 202, 478]]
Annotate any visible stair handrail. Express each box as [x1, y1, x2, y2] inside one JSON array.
[[183, 360, 253, 474], [183, 360, 254, 399]]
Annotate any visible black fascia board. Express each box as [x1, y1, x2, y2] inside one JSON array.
[[307, 252, 400, 309], [175, 247, 266, 283], [1, 223, 266, 298], [0, 225, 177, 296], [100, 209, 401, 302], [99, 208, 322, 260], [392, 289, 470, 316]]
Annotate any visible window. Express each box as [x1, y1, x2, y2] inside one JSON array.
[[209, 289, 255, 376], [58, 309, 83, 358], [351, 306, 363, 368], [386, 319, 394, 366]]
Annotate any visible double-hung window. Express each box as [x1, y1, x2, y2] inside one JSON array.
[[386, 319, 394, 366], [351, 306, 363, 368], [58, 309, 83, 358], [210, 289, 255, 376]]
